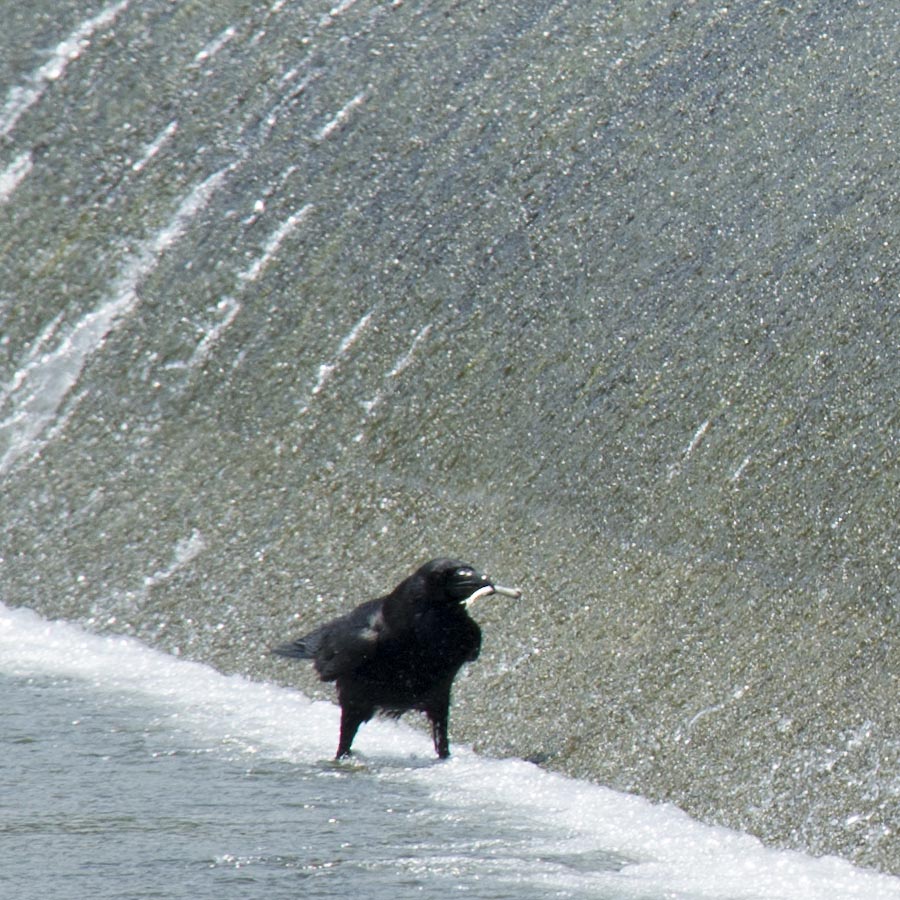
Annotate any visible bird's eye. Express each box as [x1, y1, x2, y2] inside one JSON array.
[[455, 567, 475, 580]]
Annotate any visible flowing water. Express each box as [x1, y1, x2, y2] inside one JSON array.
[[1, 0, 898, 883], [3, 603, 899, 900]]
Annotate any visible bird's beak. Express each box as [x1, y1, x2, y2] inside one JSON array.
[[464, 582, 523, 608]]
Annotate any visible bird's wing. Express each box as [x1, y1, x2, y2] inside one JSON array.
[[311, 597, 388, 681]]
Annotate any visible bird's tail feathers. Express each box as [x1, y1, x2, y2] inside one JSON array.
[[271, 637, 317, 660]]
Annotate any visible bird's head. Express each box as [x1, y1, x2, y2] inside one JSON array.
[[418, 558, 522, 607]]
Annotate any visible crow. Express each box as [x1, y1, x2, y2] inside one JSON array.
[[272, 558, 521, 759]]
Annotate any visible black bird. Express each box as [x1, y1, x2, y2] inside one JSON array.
[[272, 558, 521, 759]]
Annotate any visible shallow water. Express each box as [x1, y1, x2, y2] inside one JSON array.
[[3, 603, 898, 900], [4, 676, 604, 900]]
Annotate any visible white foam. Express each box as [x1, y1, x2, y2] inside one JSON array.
[[1, 602, 897, 900], [0, 602, 379, 763]]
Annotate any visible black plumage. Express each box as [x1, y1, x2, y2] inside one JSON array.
[[272, 558, 520, 759]]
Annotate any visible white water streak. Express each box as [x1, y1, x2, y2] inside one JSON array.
[[314, 92, 366, 141], [685, 419, 710, 457], [0, 151, 33, 203], [192, 25, 237, 65], [256, 72, 313, 145], [239, 204, 313, 283], [300, 312, 374, 414], [387, 324, 432, 378], [319, 0, 360, 28], [667, 418, 711, 481], [731, 455, 752, 482], [144, 530, 206, 589], [0, 313, 65, 408], [165, 297, 242, 372], [0, 0, 129, 138], [360, 324, 432, 418], [131, 120, 178, 173], [0, 168, 227, 474]]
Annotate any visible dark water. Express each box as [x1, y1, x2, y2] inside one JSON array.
[[1, 0, 898, 876]]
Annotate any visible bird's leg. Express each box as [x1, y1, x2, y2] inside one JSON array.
[[336, 704, 367, 759], [428, 697, 451, 759]]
